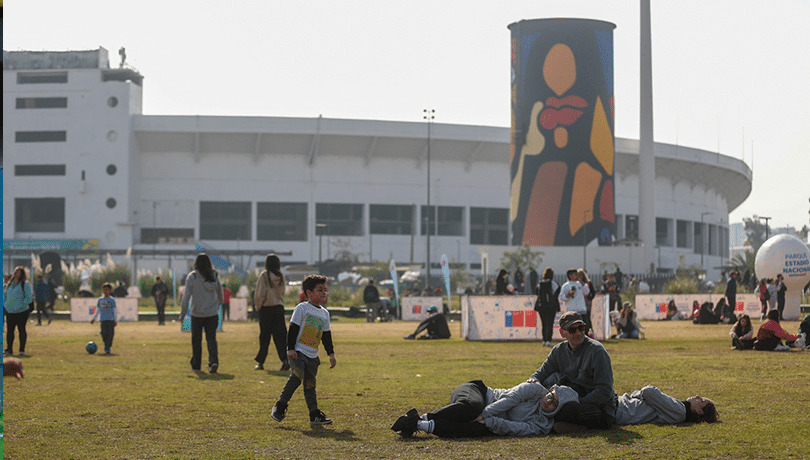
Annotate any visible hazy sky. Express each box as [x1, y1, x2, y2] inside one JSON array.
[[5, 0, 809, 231]]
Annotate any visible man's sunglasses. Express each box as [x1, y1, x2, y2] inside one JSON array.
[[566, 325, 587, 334]]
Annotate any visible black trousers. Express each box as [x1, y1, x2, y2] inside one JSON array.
[[6, 310, 31, 353], [754, 337, 781, 351], [555, 398, 616, 429], [36, 300, 50, 324], [538, 309, 556, 342], [155, 298, 167, 324], [427, 380, 492, 438], [255, 305, 288, 365], [190, 315, 219, 369]]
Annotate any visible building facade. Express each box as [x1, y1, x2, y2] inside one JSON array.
[[3, 49, 752, 281]]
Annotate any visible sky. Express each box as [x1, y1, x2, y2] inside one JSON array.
[[5, 0, 809, 231]]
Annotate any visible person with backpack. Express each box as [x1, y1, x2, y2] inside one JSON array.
[[363, 279, 381, 322], [4, 266, 34, 356], [534, 267, 560, 347]]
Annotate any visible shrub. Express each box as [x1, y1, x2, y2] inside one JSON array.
[[663, 275, 700, 294], [90, 264, 131, 292], [61, 271, 83, 296]]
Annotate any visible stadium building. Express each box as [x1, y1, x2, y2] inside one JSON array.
[[3, 48, 751, 282]]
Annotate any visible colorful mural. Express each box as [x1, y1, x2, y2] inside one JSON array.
[[509, 19, 616, 246]]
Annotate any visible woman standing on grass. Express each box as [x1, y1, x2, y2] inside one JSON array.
[[180, 254, 224, 373], [253, 254, 289, 371], [4, 266, 34, 356]]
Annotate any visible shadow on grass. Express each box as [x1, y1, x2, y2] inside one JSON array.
[[188, 371, 236, 381], [561, 427, 644, 445], [276, 425, 360, 441]]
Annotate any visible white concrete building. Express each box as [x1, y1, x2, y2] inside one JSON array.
[[3, 48, 751, 281]]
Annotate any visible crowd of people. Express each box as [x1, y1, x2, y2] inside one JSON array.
[[4, 255, 807, 436]]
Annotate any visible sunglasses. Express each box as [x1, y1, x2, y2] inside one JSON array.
[[566, 324, 587, 334]]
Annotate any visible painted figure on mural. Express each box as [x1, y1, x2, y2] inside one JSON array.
[[509, 19, 616, 247]]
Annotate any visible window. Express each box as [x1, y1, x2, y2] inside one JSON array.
[[15, 164, 66, 176], [676, 220, 690, 248], [708, 224, 717, 256], [199, 201, 251, 240], [141, 228, 195, 245], [470, 207, 508, 245], [16, 97, 68, 109], [656, 218, 672, 247], [15, 198, 65, 232], [316, 203, 363, 236], [17, 72, 68, 84], [625, 215, 639, 240], [694, 222, 704, 254], [15, 131, 67, 143], [257, 202, 308, 241], [420, 206, 464, 236], [370, 204, 413, 235]]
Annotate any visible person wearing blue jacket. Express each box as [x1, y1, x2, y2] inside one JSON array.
[[91, 283, 118, 354], [4, 266, 34, 356], [34, 275, 52, 326]]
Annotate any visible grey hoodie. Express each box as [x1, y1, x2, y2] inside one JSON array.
[[480, 382, 578, 436], [180, 271, 224, 319], [614, 385, 687, 425]]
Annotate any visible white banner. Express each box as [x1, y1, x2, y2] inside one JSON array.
[[400, 296, 443, 321], [461, 295, 609, 341], [71, 298, 139, 322], [633, 293, 761, 320]]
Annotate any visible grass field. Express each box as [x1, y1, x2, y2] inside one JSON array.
[[2, 317, 809, 459]]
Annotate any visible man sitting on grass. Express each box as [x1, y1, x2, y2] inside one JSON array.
[[528, 311, 617, 432], [403, 305, 451, 340]]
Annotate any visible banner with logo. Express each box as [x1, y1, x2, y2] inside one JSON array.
[[440, 254, 452, 311]]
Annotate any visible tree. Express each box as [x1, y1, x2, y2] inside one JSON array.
[[499, 244, 544, 274], [742, 217, 767, 252]]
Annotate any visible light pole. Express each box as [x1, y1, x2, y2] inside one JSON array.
[[700, 211, 712, 275], [424, 109, 434, 291], [369, 217, 376, 263], [583, 209, 592, 273], [754, 215, 771, 241], [316, 223, 327, 271]]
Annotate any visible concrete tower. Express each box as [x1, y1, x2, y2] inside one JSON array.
[[639, 0, 656, 271]]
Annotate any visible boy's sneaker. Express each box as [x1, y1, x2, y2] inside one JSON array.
[[209, 363, 218, 374], [271, 402, 287, 422], [310, 410, 332, 426]]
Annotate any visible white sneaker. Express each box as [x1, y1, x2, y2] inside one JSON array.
[[774, 344, 790, 351]]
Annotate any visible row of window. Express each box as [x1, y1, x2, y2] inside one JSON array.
[[621, 214, 729, 257], [13, 199, 510, 246]]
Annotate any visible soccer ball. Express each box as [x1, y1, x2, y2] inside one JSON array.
[[86, 341, 98, 354]]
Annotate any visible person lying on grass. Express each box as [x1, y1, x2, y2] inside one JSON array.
[[550, 384, 717, 432], [390, 380, 578, 438]]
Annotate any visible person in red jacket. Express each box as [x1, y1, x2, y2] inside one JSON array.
[[754, 309, 800, 351]]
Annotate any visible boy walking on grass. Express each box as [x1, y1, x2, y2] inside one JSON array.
[[91, 283, 118, 354], [271, 274, 337, 426]]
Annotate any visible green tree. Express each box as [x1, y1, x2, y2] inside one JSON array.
[[743, 217, 767, 252], [499, 244, 544, 274], [355, 260, 391, 282]]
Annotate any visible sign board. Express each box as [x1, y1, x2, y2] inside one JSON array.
[[400, 296, 443, 321], [461, 295, 609, 341]]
